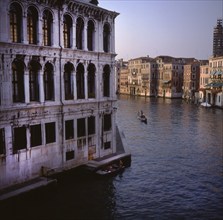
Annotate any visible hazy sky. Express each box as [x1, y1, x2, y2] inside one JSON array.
[[99, 0, 223, 60]]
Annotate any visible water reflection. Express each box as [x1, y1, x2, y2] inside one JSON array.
[[1, 95, 222, 220], [114, 95, 223, 220]]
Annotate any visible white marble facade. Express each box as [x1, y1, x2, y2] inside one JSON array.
[[0, 0, 119, 189]]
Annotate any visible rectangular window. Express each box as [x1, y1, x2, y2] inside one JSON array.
[[45, 122, 56, 144], [88, 116, 95, 135], [30, 124, 42, 147], [13, 126, 26, 153], [104, 114, 112, 131], [66, 150, 74, 161], [104, 141, 111, 150], [0, 128, 5, 155], [77, 118, 86, 137], [65, 120, 74, 140]]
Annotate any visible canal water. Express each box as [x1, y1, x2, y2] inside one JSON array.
[[1, 95, 223, 220]]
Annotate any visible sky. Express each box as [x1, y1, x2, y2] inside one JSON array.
[[99, 0, 223, 61]]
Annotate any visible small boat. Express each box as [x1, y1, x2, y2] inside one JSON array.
[[138, 115, 147, 124], [137, 110, 147, 124], [200, 102, 211, 107], [95, 163, 125, 176]]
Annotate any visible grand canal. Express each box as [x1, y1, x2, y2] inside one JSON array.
[[1, 95, 223, 220]]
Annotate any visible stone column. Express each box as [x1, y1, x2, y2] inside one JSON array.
[[24, 69, 30, 103], [84, 67, 88, 99], [39, 70, 44, 103], [72, 20, 76, 49], [23, 12, 28, 44], [84, 24, 87, 51], [26, 126, 30, 150], [51, 20, 56, 47], [73, 71, 77, 100], [94, 24, 98, 52], [98, 22, 102, 52], [111, 21, 115, 53], [37, 15, 42, 46], [98, 64, 102, 100]]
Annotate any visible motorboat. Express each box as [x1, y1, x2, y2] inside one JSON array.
[[200, 102, 211, 107], [95, 163, 125, 176]]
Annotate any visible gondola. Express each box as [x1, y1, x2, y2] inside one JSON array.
[[137, 110, 147, 124], [138, 115, 147, 124]]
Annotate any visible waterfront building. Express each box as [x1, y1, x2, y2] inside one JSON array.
[[115, 59, 128, 94], [118, 55, 197, 98], [141, 58, 157, 97], [199, 63, 210, 102], [156, 56, 186, 98], [0, 0, 119, 190], [182, 61, 201, 102], [205, 56, 223, 107], [119, 64, 129, 95], [213, 19, 223, 57], [117, 56, 157, 97], [127, 57, 148, 96]]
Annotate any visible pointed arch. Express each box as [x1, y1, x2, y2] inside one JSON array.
[[76, 63, 85, 99], [88, 63, 96, 98], [76, 17, 84, 50], [12, 59, 25, 102], [42, 9, 53, 46], [29, 60, 41, 101], [44, 62, 54, 101], [64, 62, 74, 100], [27, 6, 38, 44], [9, 2, 23, 43], [63, 14, 73, 48], [87, 20, 95, 51], [103, 23, 110, 53], [103, 64, 110, 97]]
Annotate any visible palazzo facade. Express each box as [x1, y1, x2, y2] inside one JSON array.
[[0, 0, 119, 189]]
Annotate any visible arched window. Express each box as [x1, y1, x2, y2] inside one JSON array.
[[29, 60, 40, 101], [44, 62, 54, 101], [64, 62, 74, 100], [43, 10, 53, 46], [63, 14, 72, 48], [9, 2, 22, 43], [88, 63, 96, 98], [76, 17, 84, 50], [76, 63, 85, 99], [12, 60, 25, 102], [87, 20, 95, 51], [103, 65, 110, 97], [27, 6, 38, 44], [103, 23, 110, 53]]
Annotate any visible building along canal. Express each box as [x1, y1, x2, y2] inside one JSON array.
[[1, 95, 223, 220]]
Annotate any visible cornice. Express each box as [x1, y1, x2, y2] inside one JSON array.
[[25, 0, 60, 8], [66, 0, 119, 21], [22, 0, 119, 20]]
